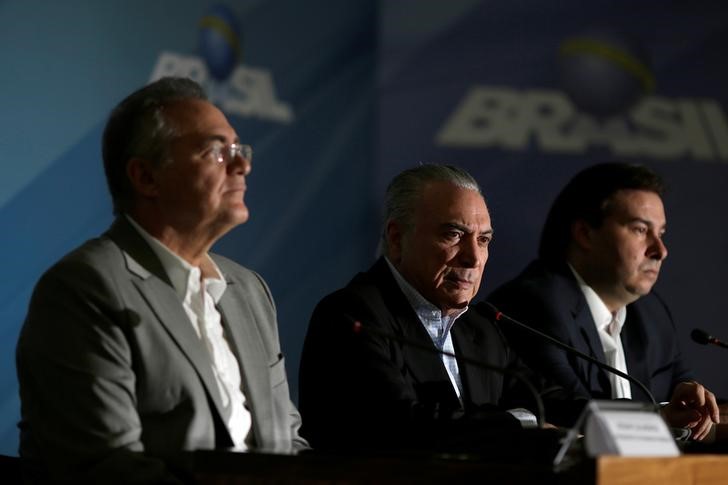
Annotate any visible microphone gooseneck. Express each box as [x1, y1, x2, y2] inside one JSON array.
[[480, 301, 659, 413], [352, 320, 546, 428]]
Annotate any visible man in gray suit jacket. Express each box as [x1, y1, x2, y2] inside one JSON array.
[[16, 77, 307, 484]]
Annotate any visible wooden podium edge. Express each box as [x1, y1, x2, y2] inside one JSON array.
[[596, 455, 728, 485]]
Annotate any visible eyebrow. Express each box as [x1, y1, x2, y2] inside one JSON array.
[[201, 134, 240, 145], [443, 222, 494, 237], [629, 217, 667, 231]]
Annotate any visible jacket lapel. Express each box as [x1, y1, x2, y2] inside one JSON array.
[[372, 260, 458, 405], [556, 264, 607, 364], [573, 303, 607, 363], [451, 318, 486, 404], [107, 217, 231, 431], [216, 282, 272, 447], [622, 305, 650, 399], [397, 311, 452, 387], [563, 267, 621, 396]]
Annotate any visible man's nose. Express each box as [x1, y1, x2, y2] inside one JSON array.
[[229, 152, 251, 176], [459, 235, 485, 268], [648, 233, 668, 261]]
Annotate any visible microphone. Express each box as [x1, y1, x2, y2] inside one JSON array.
[[351, 320, 546, 428], [691, 328, 728, 349], [478, 302, 659, 412]]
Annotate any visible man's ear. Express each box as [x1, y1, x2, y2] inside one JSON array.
[[385, 219, 403, 263], [126, 157, 159, 198], [571, 219, 594, 251]]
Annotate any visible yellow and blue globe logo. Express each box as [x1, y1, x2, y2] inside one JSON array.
[[559, 29, 654, 117], [199, 4, 241, 82]]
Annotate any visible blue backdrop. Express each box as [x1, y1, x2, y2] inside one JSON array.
[[2, 0, 727, 457], [378, 0, 728, 413], [0, 0, 377, 456]]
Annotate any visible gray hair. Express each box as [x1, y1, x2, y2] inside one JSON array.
[[382, 164, 482, 253], [102, 77, 208, 215]]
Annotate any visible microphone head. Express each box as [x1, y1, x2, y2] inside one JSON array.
[[479, 301, 503, 321], [691, 328, 713, 345]]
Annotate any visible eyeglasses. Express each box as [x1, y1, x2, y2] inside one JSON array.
[[209, 143, 253, 164]]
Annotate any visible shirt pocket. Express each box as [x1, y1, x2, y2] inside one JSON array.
[[269, 353, 287, 388]]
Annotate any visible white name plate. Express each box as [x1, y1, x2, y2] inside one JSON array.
[[585, 410, 679, 457]]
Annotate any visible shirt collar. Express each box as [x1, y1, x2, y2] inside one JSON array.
[[568, 263, 626, 332], [126, 215, 226, 303], [385, 257, 468, 327]]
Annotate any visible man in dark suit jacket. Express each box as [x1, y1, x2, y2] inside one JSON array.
[[485, 162, 719, 438], [299, 165, 553, 452], [17, 78, 307, 484]]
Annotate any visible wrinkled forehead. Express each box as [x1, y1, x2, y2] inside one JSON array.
[[418, 183, 490, 224]]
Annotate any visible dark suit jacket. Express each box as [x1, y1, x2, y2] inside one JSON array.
[[299, 258, 541, 451], [485, 260, 693, 406], [16, 217, 307, 484]]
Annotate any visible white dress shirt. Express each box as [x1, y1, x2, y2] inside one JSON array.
[[569, 265, 631, 399], [127, 216, 253, 449], [385, 259, 466, 399]]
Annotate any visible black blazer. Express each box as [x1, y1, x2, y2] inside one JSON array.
[[485, 260, 694, 404], [298, 258, 540, 451]]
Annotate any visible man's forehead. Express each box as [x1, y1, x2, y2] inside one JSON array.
[[417, 181, 486, 212], [434, 206, 492, 232], [421, 182, 486, 205], [165, 99, 236, 138], [608, 189, 666, 222]]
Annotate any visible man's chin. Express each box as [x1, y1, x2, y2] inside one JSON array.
[[212, 208, 249, 236], [625, 283, 654, 301], [228, 205, 250, 225], [440, 294, 472, 315]]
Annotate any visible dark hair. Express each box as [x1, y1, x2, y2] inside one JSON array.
[[539, 162, 664, 265], [382, 164, 482, 254], [102, 77, 207, 215]]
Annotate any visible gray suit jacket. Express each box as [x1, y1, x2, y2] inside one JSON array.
[[17, 217, 307, 484]]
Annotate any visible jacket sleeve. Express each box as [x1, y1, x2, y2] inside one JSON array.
[[17, 258, 181, 484]]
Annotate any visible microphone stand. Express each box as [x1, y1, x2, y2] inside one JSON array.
[[479, 302, 659, 413]]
